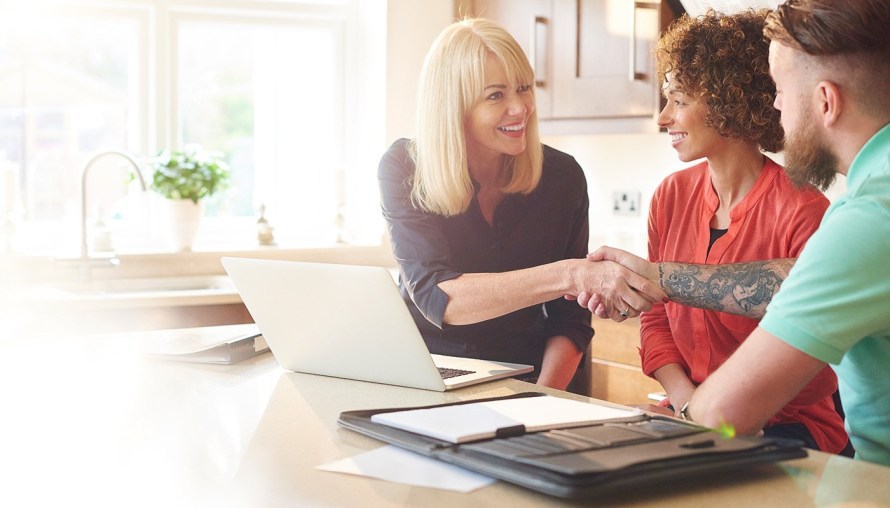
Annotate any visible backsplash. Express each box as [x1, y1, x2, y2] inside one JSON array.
[[542, 132, 686, 256]]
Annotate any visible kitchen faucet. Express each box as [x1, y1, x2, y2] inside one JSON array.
[[73, 150, 148, 281]]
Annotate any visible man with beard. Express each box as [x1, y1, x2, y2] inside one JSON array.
[[577, 0, 890, 466]]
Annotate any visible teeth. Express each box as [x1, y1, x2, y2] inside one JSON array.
[[499, 124, 524, 132], [671, 133, 687, 142]]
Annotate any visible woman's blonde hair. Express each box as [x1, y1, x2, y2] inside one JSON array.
[[409, 18, 542, 216]]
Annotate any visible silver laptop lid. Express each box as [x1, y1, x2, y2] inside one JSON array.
[[222, 257, 447, 391]]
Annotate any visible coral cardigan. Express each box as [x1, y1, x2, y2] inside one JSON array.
[[641, 157, 848, 453]]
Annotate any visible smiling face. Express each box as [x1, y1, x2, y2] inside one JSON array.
[[464, 54, 535, 168], [658, 79, 730, 162]]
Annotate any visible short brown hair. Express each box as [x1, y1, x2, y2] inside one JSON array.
[[765, 0, 890, 117], [657, 9, 783, 153], [764, 0, 890, 56]]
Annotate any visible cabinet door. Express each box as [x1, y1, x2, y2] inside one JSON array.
[[551, 0, 660, 119], [471, 0, 554, 119]]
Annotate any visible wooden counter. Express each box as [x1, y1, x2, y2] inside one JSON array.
[[588, 317, 664, 405]]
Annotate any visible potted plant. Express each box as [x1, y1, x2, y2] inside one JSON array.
[[150, 144, 230, 251]]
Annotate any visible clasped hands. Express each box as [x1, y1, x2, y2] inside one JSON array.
[[567, 246, 664, 322]]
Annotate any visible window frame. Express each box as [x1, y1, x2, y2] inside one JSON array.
[[3, 0, 386, 254]]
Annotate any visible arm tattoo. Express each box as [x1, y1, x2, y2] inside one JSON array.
[[660, 261, 785, 318]]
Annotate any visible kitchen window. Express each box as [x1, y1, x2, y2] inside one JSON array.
[[0, 0, 386, 256]]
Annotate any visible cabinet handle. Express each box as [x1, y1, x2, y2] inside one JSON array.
[[530, 16, 547, 88], [630, 1, 658, 82]]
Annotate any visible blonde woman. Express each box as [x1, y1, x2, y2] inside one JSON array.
[[378, 18, 664, 389]]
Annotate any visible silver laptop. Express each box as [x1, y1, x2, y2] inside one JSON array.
[[221, 257, 533, 391]]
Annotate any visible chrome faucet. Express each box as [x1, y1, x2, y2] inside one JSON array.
[[75, 150, 148, 281]]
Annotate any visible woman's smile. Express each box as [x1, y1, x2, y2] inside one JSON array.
[[498, 121, 526, 138]]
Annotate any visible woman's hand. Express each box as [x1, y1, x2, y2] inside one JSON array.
[[568, 258, 665, 322], [568, 246, 663, 321]]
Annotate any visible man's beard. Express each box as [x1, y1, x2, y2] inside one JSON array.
[[783, 115, 838, 191]]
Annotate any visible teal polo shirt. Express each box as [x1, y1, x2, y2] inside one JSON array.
[[760, 123, 890, 466]]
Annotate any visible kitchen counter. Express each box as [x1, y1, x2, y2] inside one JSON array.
[[2, 243, 397, 335], [4, 243, 397, 311], [3, 272, 247, 336], [11, 275, 242, 311], [4, 327, 889, 507]]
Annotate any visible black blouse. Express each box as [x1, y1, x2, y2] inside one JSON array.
[[377, 139, 593, 371]]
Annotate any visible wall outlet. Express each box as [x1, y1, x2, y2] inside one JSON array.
[[612, 190, 641, 216]]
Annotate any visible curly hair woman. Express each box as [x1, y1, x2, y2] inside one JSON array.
[[639, 9, 852, 455]]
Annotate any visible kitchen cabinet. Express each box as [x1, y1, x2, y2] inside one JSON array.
[[470, 0, 664, 133], [469, 0, 556, 117], [586, 317, 664, 405]]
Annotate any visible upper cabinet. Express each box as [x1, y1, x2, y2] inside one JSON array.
[[470, 0, 666, 134]]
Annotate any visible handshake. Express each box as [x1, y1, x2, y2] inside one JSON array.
[[567, 246, 665, 322]]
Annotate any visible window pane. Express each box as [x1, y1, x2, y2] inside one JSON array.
[[0, 10, 141, 223], [0, 1, 385, 254], [178, 19, 343, 242]]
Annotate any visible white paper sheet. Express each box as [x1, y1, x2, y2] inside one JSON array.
[[371, 394, 641, 443], [317, 445, 496, 493]]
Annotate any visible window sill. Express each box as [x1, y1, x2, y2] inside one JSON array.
[[1, 241, 396, 286]]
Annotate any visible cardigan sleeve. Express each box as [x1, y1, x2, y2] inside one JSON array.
[[640, 181, 687, 377], [541, 156, 594, 353], [377, 139, 461, 328]]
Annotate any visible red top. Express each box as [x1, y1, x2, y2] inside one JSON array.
[[641, 157, 848, 453]]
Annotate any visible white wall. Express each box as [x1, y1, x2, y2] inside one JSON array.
[[385, 0, 454, 142]]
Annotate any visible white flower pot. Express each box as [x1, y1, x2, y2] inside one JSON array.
[[161, 198, 203, 251]]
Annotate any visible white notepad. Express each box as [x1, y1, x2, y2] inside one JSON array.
[[141, 323, 269, 364], [371, 395, 641, 444]]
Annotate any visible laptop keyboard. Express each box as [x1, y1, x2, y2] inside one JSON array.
[[438, 367, 476, 379]]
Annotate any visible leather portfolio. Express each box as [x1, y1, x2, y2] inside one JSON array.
[[337, 392, 807, 499]]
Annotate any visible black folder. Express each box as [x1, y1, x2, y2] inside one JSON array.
[[338, 392, 807, 499]]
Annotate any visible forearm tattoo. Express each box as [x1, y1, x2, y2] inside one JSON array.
[[660, 261, 784, 318]]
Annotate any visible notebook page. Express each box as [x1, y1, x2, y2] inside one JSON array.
[[371, 395, 641, 444]]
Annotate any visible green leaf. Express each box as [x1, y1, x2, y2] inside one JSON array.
[[150, 145, 230, 202]]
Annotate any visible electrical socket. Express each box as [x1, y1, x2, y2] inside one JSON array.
[[612, 190, 641, 216]]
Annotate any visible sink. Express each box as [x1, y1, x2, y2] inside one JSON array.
[[54, 275, 236, 296]]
